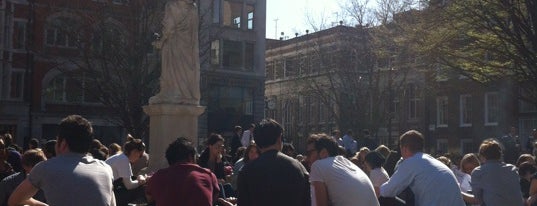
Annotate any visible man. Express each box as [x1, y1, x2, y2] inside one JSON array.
[[146, 137, 219, 206], [237, 119, 310, 206], [380, 130, 464, 206], [306, 134, 379, 206], [498, 126, 520, 164], [341, 129, 357, 157], [527, 128, 537, 154], [241, 124, 255, 147], [0, 149, 47, 206], [9, 115, 115, 206], [106, 139, 147, 205], [1, 134, 22, 173], [464, 139, 523, 206], [230, 126, 243, 156]]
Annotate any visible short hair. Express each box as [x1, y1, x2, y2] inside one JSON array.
[[234, 126, 242, 133], [478, 139, 502, 160], [307, 133, 339, 157], [206, 133, 224, 146], [436, 156, 452, 167], [91, 139, 103, 150], [29, 138, 39, 149], [460, 153, 480, 174], [108, 143, 122, 155], [246, 123, 255, 130], [519, 162, 537, 177], [375, 145, 391, 159], [253, 119, 283, 149], [21, 149, 47, 168], [123, 139, 146, 156], [43, 140, 57, 158], [165, 137, 196, 165], [516, 154, 535, 167], [243, 144, 260, 163], [365, 151, 386, 169], [399, 130, 424, 153], [58, 115, 94, 153], [3, 133, 13, 146]]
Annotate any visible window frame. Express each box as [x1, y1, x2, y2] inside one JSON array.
[[436, 96, 449, 127], [459, 94, 472, 127], [484, 92, 499, 126]]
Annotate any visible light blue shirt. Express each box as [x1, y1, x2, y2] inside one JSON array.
[[341, 135, 357, 154], [471, 160, 524, 206], [380, 152, 465, 206]]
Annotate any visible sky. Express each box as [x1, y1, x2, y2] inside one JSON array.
[[266, 0, 341, 39]]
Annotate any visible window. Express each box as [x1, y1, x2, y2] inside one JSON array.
[[244, 43, 254, 70], [460, 94, 472, 127], [223, 0, 242, 28], [45, 17, 78, 48], [460, 139, 474, 154], [407, 84, 420, 120], [43, 74, 99, 103], [485, 92, 499, 126], [392, 97, 400, 121], [520, 99, 537, 113], [12, 20, 26, 50], [436, 96, 448, 127], [112, 0, 128, 4], [222, 40, 254, 70], [92, 23, 125, 53], [9, 70, 25, 100], [437, 139, 448, 154], [211, 40, 220, 66], [284, 58, 297, 77], [212, 0, 221, 24], [246, 5, 254, 30]]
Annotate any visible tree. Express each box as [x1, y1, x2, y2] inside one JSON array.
[[422, 0, 537, 105]]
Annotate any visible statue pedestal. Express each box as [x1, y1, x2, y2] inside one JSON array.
[[143, 104, 205, 172]]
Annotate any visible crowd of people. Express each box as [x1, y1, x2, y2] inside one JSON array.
[[0, 114, 536, 206]]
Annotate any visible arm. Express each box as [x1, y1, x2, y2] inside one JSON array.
[[117, 156, 141, 190], [8, 178, 46, 206], [461, 191, 479, 204], [379, 160, 414, 197], [312, 181, 329, 206]]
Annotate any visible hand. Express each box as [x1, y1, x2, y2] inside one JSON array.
[[218, 197, 237, 206]]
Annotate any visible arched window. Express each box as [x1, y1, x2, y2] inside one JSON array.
[[92, 22, 126, 54], [43, 73, 99, 104]]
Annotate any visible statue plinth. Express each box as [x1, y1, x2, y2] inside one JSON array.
[[143, 103, 205, 172]]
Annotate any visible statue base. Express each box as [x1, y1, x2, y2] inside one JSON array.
[[143, 103, 205, 172]]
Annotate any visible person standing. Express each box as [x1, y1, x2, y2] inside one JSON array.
[[9, 115, 115, 206], [146, 137, 219, 206], [306, 134, 379, 206], [241, 124, 255, 147], [230, 126, 243, 157], [380, 130, 465, 206], [237, 119, 310, 206]]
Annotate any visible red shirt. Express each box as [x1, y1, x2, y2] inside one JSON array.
[[146, 163, 220, 206]]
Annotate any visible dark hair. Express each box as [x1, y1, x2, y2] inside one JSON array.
[[400, 130, 424, 153], [3, 133, 13, 146], [246, 123, 255, 130], [519, 162, 537, 177], [91, 139, 103, 150], [124, 139, 146, 155], [234, 126, 242, 133], [21, 149, 47, 168], [43, 140, 56, 158], [365, 151, 386, 169], [166, 137, 196, 165], [206, 133, 224, 146], [307, 133, 339, 157], [58, 115, 94, 153], [108, 143, 122, 155], [29, 138, 39, 149], [479, 139, 502, 160], [243, 144, 260, 163], [253, 119, 283, 149]]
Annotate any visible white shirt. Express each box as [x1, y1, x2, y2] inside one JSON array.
[[369, 167, 389, 187], [105, 153, 139, 190], [241, 130, 252, 147], [310, 156, 379, 206]]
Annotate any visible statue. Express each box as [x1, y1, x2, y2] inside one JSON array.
[[150, 0, 200, 105]]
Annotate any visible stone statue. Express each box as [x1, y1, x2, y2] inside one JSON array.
[[150, 0, 200, 105]]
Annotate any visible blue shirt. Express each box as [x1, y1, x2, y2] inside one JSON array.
[[380, 152, 465, 206], [471, 160, 523, 206]]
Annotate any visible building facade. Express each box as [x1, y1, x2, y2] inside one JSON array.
[[0, 0, 266, 148]]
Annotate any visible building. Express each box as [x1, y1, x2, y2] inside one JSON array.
[[0, 0, 266, 148]]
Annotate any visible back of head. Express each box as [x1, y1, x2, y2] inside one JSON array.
[[3, 133, 13, 146], [124, 138, 146, 156], [166, 137, 196, 165], [365, 151, 386, 169], [43, 140, 57, 158], [58, 115, 94, 153], [234, 126, 242, 133], [29, 138, 40, 149], [22, 149, 47, 168], [206, 133, 224, 146], [399, 130, 424, 153], [375, 145, 391, 159], [519, 162, 537, 177], [109, 143, 122, 155], [310, 133, 339, 157], [253, 118, 283, 149], [479, 139, 502, 161]]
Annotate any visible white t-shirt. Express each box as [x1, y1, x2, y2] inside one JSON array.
[[369, 167, 389, 187], [105, 153, 139, 190], [310, 156, 380, 206]]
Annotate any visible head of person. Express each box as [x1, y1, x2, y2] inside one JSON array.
[[91, 139, 103, 150], [108, 143, 122, 156], [21, 149, 47, 173], [28, 138, 39, 149], [305, 133, 339, 167], [364, 151, 386, 172], [2, 133, 13, 147], [375, 145, 391, 159], [234, 126, 242, 134], [436, 156, 452, 167], [399, 130, 424, 159], [244, 144, 260, 163], [346, 129, 353, 136], [533, 129, 537, 138], [123, 138, 146, 163], [206, 133, 224, 157], [519, 161, 537, 181], [247, 123, 255, 132], [43, 140, 57, 159], [516, 154, 535, 167], [0, 139, 7, 161], [332, 130, 341, 137], [56, 115, 94, 154], [282, 143, 296, 157], [253, 118, 283, 151], [165, 137, 196, 165], [460, 153, 480, 174], [478, 139, 502, 162]]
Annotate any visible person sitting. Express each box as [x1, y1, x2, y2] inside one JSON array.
[[146, 137, 220, 206], [105, 138, 147, 206]]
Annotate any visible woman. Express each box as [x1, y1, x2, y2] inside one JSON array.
[[105, 139, 147, 206], [364, 151, 389, 197], [199, 133, 228, 181], [456, 153, 480, 193]]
